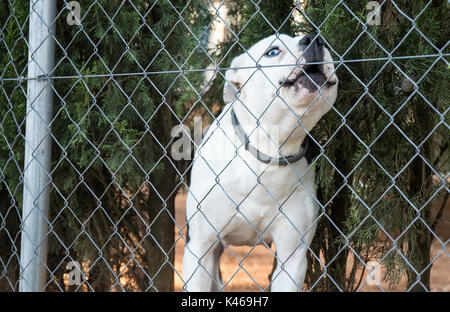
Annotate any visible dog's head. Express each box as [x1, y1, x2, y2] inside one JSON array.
[[224, 34, 338, 120]]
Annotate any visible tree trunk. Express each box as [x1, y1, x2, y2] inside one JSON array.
[[325, 142, 351, 291], [146, 108, 177, 292], [406, 157, 432, 291], [406, 101, 433, 291], [146, 188, 176, 292]]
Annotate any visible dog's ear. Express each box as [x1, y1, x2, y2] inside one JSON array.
[[223, 54, 244, 103]]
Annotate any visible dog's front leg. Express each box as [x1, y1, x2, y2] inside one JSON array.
[[183, 236, 222, 292], [270, 243, 308, 292]]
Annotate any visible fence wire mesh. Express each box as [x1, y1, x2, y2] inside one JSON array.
[[0, 0, 449, 292]]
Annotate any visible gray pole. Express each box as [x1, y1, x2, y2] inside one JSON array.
[[19, 0, 57, 292]]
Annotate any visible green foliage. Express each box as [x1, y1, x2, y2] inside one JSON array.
[[206, 0, 448, 291], [0, 0, 28, 199], [302, 0, 449, 290], [0, 0, 29, 291], [0, 0, 210, 291]]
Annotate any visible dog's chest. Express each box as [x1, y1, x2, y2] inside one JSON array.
[[224, 154, 308, 201], [191, 116, 316, 245], [218, 165, 308, 246]]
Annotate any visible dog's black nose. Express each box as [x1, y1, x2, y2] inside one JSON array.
[[299, 34, 324, 62], [299, 34, 323, 47]]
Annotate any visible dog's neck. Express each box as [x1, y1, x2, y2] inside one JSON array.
[[231, 102, 322, 159]]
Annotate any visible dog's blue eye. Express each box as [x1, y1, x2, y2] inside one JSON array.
[[265, 47, 281, 57]]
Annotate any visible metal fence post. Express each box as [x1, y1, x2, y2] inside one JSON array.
[[19, 0, 57, 292]]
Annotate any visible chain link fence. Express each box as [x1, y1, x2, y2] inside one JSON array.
[[0, 0, 448, 291]]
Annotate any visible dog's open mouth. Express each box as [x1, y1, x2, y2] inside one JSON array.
[[282, 64, 336, 92]]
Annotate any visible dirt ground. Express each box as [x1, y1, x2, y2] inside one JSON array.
[[173, 193, 450, 292]]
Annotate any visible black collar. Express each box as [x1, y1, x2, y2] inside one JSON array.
[[231, 108, 309, 166]]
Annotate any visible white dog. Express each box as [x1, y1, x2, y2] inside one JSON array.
[[183, 33, 338, 291]]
